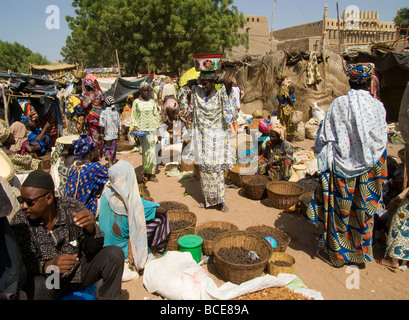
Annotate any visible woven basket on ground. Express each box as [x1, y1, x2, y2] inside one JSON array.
[[228, 163, 253, 188], [245, 225, 291, 253], [241, 175, 270, 200], [212, 230, 273, 284], [180, 158, 195, 172], [266, 181, 304, 210], [266, 252, 295, 276], [299, 192, 314, 216], [159, 201, 189, 211], [197, 221, 239, 256], [165, 210, 197, 251]]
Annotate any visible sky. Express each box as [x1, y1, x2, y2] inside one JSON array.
[[0, 0, 407, 63]]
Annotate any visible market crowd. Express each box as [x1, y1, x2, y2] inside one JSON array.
[[0, 63, 408, 300]]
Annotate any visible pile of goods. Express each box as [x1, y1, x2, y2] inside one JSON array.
[[235, 286, 312, 300]]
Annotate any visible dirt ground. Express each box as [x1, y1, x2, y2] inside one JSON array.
[[114, 136, 409, 301]]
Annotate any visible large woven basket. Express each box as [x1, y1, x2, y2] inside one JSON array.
[[245, 225, 291, 253], [266, 181, 304, 210], [266, 252, 295, 276], [180, 158, 195, 172], [213, 230, 273, 284], [241, 175, 271, 200], [159, 201, 189, 211], [228, 163, 253, 188], [165, 210, 197, 251], [197, 221, 239, 256]]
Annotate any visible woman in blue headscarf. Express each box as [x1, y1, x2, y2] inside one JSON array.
[[61, 134, 109, 216], [306, 63, 388, 268]]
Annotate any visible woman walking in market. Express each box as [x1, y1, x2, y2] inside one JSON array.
[[130, 81, 160, 182], [187, 71, 235, 213]]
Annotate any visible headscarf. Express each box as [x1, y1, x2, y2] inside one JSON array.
[[105, 95, 115, 106], [72, 134, 95, 156], [22, 169, 55, 191], [103, 160, 148, 270], [9, 121, 28, 153], [84, 79, 95, 89], [258, 118, 271, 135], [276, 72, 287, 80], [21, 116, 30, 125], [270, 124, 287, 141], [344, 63, 374, 84], [140, 81, 150, 89]]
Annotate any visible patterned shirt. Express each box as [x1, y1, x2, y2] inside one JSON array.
[[10, 197, 104, 283], [99, 106, 121, 141], [130, 99, 160, 132]]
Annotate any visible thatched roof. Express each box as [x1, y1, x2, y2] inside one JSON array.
[[29, 63, 78, 72]]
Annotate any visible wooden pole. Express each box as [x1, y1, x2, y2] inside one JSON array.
[[269, 0, 277, 53], [337, 2, 342, 54], [116, 49, 121, 77], [1, 83, 9, 127]]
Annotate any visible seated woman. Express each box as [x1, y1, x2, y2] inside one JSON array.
[[98, 160, 171, 279], [9, 121, 41, 157], [377, 187, 409, 270], [257, 124, 294, 181], [61, 134, 109, 216], [22, 116, 51, 157], [0, 124, 42, 173]]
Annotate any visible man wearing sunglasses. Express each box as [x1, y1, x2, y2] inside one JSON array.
[[10, 169, 124, 300]]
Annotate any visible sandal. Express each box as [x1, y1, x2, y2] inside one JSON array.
[[198, 203, 205, 209], [220, 203, 229, 213], [316, 248, 334, 267], [376, 259, 399, 272]]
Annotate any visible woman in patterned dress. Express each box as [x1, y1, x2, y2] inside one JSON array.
[[257, 124, 294, 181], [377, 188, 409, 270], [130, 82, 160, 182], [275, 72, 296, 138], [61, 134, 109, 216], [306, 63, 388, 268], [187, 71, 235, 213]]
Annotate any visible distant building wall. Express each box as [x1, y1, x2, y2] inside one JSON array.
[[232, 15, 270, 56], [272, 5, 397, 53]]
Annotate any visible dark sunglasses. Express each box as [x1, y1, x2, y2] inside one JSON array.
[[19, 192, 51, 207]]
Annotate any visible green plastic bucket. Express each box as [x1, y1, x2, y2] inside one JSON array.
[[178, 234, 203, 263]]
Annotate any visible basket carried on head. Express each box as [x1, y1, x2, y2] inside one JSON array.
[[245, 225, 291, 253], [165, 210, 197, 251], [212, 230, 273, 284], [241, 175, 270, 200], [197, 221, 239, 256], [266, 181, 304, 210], [73, 69, 87, 79]]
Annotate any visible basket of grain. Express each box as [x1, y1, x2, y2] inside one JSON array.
[[197, 221, 239, 256], [266, 252, 295, 276], [266, 181, 304, 210], [245, 225, 291, 253], [241, 175, 271, 200], [159, 201, 189, 212], [165, 210, 197, 251], [213, 230, 273, 284]]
